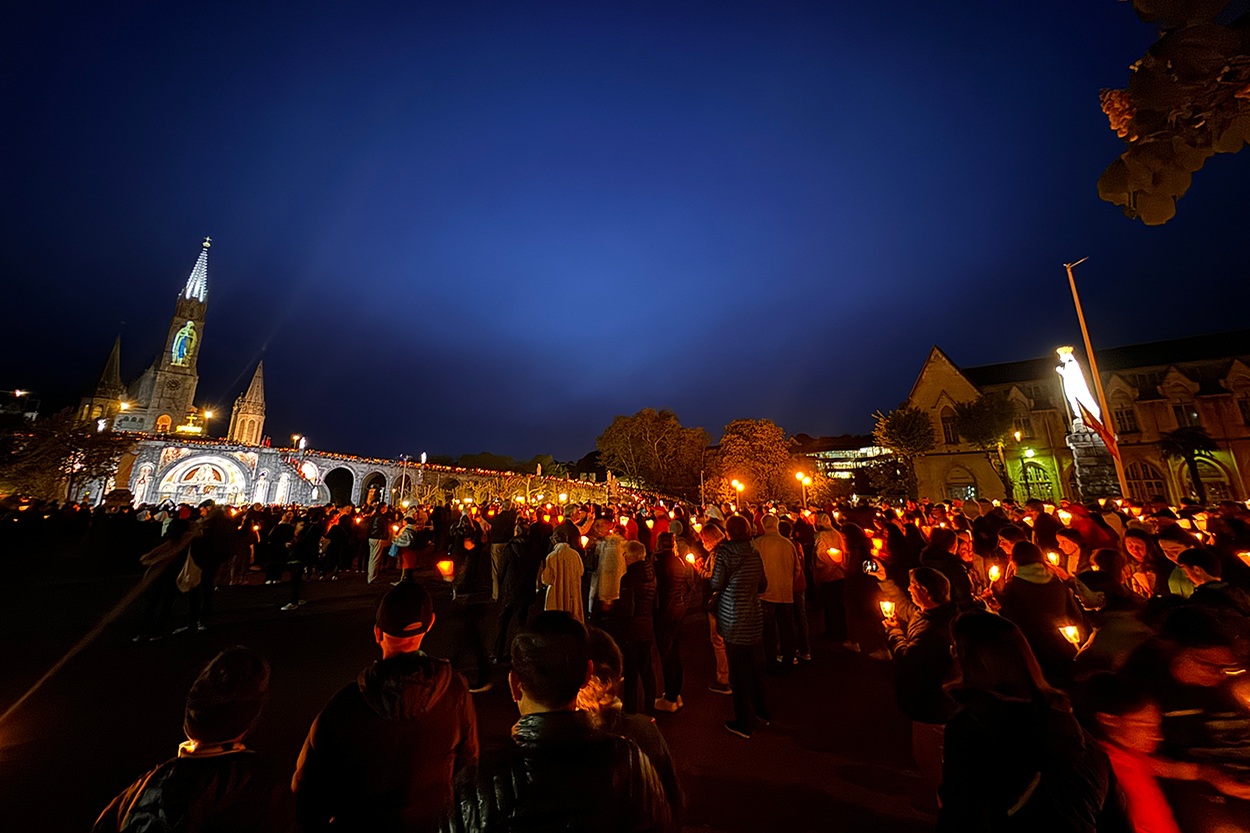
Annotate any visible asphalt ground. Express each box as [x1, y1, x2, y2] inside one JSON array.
[[0, 561, 935, 832]]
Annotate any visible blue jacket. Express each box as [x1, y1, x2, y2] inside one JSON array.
[[711, 540, 766, 645]]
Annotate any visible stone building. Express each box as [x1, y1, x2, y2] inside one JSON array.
[[901, 329, 1250, 503], [227, 362, 266, 445]]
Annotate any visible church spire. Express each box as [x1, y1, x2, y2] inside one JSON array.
[[228, 361, 266, 446], [95, 336, 124, 398], [242, 361, 265, 405], [183, 237, 210, 302]]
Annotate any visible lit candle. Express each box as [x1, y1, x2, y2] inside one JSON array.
[[542, 514, 551, 523], [1237, 552, 1250, 568], [988, 564, 1001, 582], [1177, 519, 1192, 530], [828, 547, 842, 563], [619, 517, 628, 527], [580, 535, 589, 548], [1057, 510, 1072, 526], [879, 600, 895, 619], [645, 519, 654, 529], [1060, 625, 1081, 646], [436, 560, 455, 580], [692, 522, 702, 533], [685, 553, 696, 564], [1044, 503, 1056, 515], [1046, 552, 1060, 566]]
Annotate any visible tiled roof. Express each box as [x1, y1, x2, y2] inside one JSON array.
[[960, 329, 1250, 387]]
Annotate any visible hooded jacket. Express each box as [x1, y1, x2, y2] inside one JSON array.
[[94, 745, 292, 833], [293, 652, 478, 832], [995, 564, 1085, 683], [441, 710, 673, 833]]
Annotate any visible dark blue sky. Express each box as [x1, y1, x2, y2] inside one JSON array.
[[4, 1, 1249, 461]]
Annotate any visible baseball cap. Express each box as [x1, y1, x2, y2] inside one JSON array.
[[376, 582, 434, 637]]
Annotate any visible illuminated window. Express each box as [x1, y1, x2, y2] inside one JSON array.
[[155, 415, 172, 433]]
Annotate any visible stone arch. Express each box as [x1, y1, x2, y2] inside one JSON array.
[[362, 471, 388, 505], [1180, 457, 1236, 502], [1126, 460, 1168, 503], [156, 454, 250, 506], [1020, 461, 1054, 501], [943, 465, 977, 501], [274, 473, 291, 505], [155, 414, 172, 433], [324, 467, 355, 506]]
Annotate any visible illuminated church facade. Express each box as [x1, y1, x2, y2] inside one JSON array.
[[79, 238, 265, 442]]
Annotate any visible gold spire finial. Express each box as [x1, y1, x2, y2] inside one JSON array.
[[202, 236, 212, 248]]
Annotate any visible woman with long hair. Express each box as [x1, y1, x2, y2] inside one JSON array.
[[1121, 528, 1166, 598], [938, 612, 1111, 832]]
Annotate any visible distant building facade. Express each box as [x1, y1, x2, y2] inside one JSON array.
[[902, 330, 1250, 504]]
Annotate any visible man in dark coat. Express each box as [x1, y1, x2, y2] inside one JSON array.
[[94, 646, 291, 833], [495, 521, 542, 661], [995, 541, 1085, 689], [611, 540, 658, 714], [652, 531, 691, 712], [880, 566, 957, 805], [442, 611, 673, 833], [294, 583, 479, 832]]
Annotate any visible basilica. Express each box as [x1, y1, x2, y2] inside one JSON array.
[[77, 240, 611, 509]]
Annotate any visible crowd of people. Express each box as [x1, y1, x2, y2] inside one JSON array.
[[6, 488, 1250, 831]]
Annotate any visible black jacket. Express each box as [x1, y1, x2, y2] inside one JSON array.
[[293, 652, 479, 832], [652, 550, 688, 629], [919, 551, 974, 610], [612, 558, 657, 645], [938, 691, 1112, 833], [887, 602, 957, 724], [499, 535, 542, 606], [442, 710, 673, 833], [94, 747, 292, 833]]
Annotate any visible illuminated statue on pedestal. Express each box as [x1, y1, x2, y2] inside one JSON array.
[[1056, 346, 1100, 425]]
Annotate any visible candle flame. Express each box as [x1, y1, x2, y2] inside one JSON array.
[[988, 564, 1001, 582], [879, 600, 895, 619], [1060, 625, 1081, 646], [436, 560, 455, 580]]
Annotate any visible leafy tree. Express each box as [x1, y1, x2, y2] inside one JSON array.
[[1159, 425, 1219, 504], [713, 418, 793, 501], [866, 456, 912, 501], [0, 409, 137, 500], [952, 394, 1017, 496], [1097, 1, 1250, 224], [872, 407, 935, 500], [597, 409, 708, 499]]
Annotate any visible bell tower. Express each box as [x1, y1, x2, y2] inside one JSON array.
[[145, 238, 210, 430], [228, 362, 266, 446]]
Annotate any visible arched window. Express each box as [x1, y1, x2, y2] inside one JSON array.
[[940, 407, 958, 445], [1126, 461, 1167, 502], [945, 466, 977, 501], [1020, 462, 1054, 501], [1183, 459, 1234, 502], [155, 414, 172, 433]]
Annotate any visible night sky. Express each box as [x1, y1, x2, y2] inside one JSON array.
[[4, 1, 1249, 462]]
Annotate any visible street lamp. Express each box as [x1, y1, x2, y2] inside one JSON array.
[[732, 479, 745, 506], [795, 472, 812, 506]]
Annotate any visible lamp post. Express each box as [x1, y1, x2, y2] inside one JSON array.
[[795, 471, 812, 506], [1064, 258, 1130, 498], [732, 479, 745, 508]]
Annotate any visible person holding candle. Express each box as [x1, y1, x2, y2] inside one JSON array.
[[812, 512, 848, 645], [937, 612, 1112, 832], [995, 541, 1087, 689], [877, 566, 957, 807], [652, 531, 692, 712]]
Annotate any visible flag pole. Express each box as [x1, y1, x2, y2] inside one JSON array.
[[1065, 258, 1130, 498]]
